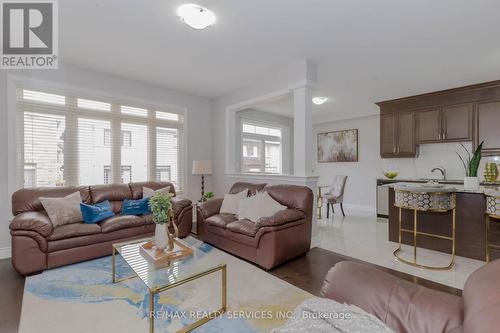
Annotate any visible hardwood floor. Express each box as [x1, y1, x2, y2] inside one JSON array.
[[270, 247, 462, 297], [0, 247, 461, 333], [0, 259, 24, 333]]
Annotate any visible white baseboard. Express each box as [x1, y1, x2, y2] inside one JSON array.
[[0, 246, 11, 259]]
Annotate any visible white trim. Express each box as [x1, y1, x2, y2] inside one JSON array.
[[225, 172, 319, 183], [287, 78, 316, 90], [0, 247, 11, 259]]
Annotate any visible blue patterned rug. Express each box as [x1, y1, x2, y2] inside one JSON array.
[[20, 237, 311, 333]]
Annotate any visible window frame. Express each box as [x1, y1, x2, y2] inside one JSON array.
[[16, 87, 186, 192]]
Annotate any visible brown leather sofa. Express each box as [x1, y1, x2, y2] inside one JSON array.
[[198, 182, 313, 270], [10, 181, 192, 275], [321, 260, 500, 333]]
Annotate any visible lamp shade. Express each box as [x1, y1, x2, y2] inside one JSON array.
[[192, 160, 212, 175]]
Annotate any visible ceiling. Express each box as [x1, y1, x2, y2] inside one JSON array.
[[60, 0, 500, 119]]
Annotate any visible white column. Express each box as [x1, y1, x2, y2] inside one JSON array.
[[292, 83, 314, 177]]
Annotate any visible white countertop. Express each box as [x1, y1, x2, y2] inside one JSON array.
[[383, 182, 500, 194]]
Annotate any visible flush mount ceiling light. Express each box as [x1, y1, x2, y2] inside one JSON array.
[[177, 4, 216, 30], [312, 97, 328, 105]]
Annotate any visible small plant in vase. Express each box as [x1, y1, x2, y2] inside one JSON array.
[[149, 192, 177, 251], [202, 191, 214, 202], [456, 141, 484, 190]]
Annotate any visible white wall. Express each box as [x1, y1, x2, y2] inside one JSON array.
[[313, 114, 493, 213], [0, 64, 213, 256]]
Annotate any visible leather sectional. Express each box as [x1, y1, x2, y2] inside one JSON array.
[[10, 181, 192, 275], [321, 259, 500, 333], [197, 182, 313, 270]]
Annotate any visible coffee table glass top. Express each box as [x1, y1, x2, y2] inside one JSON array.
[[113, 237, 222, 291]]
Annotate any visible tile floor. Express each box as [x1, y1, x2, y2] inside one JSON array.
[[311, 209, 485, 290]]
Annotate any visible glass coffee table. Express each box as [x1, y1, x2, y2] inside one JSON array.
[[112, 237, 227, 333]]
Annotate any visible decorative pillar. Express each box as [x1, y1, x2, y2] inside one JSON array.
[[291, 81, 314, 177]]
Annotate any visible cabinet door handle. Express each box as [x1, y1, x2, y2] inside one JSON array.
[[438, 133, 441, 140], [443, 132, 446, 140]]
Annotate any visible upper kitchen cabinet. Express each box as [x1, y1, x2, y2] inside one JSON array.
[[416, 104, 473, 144], [380, 111, 416, 158], [441, 103, 473, 142], [477, 101, 500, 155], [417, 108, 441, 143], [377, 80, 500, 158]]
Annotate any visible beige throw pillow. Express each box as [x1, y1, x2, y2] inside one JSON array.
[[143, 186, 171, 198], [220, 189, 248, 215], [39, 191, 83, 228], [238, 191, 287, 222]]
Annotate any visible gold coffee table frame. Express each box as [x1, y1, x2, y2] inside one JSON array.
[[393, 191, 456, 271], [112, 239, 227, 333]]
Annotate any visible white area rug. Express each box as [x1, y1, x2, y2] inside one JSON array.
[[19, 237, 312, 333]]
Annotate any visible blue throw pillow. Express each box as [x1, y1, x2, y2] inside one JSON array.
[[80, 200, 115, 224], [121, 198, 151, 216]]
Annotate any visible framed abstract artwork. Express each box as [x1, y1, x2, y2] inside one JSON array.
[[317, 129, 358, 162]]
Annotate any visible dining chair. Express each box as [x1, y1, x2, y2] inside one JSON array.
[[323, 175, 347, 218]]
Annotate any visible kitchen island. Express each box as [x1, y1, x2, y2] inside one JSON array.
[[386, 182, 500, 261]]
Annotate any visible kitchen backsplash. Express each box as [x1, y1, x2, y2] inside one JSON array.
[[382, 142, 500, 180]]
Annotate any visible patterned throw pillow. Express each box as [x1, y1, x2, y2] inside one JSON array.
[[39, 192, 83, 228], [80, 200, 115, 224], [121, 198, 151, 216]]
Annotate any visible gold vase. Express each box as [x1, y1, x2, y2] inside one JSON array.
[[484, 163, 499, 182]]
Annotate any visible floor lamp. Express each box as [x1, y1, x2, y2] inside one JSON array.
[[192, 160, 212, 201]]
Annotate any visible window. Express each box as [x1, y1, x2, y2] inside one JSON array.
[[241, 121, 282, 174], [17, 89, 185, 191], [103, 165, 132, 184], [121, 130, 132, 147], [156, 166, 171, 182]]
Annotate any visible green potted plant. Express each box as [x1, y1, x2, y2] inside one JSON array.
[[149, 192, 173, 251], [456, 141, 484, 190], [202, 191, 214, 202]]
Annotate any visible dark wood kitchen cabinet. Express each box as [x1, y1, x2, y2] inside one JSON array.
[[417, 108, 441, 143], [380, 111, 416, 158], [441, 103, 473, 142], [477, 101, 500, 155], [416, 104, 473, 144], [378, 79, 500, 158]]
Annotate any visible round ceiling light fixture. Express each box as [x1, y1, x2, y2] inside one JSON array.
[[177, 4, 216, 30], [312, 97, 328, 105]]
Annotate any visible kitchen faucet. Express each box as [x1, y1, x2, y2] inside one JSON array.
[[431, 166, 446, 180]]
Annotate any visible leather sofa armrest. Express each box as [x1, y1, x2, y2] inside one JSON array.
[[171, 197, 192, 217], [321, 261, 463, 333], [10, 211, 53, 237], [256, 209, 305, 228], [198, 198, 223, 219]]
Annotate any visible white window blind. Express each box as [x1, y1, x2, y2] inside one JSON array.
[[16, 88, 185, 192]]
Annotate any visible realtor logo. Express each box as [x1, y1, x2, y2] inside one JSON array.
[[1, 0, 58, 69]]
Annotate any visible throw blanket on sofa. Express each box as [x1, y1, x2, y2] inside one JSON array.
[[272, 297, 394, 333]]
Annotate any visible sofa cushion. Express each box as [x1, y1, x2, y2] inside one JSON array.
[[256, 209, 306, 228], [238, 191, 287, 222], [205, 213, 238, 228], [39, 192, 83, 228], [220, 190, 248, 215], [227, 219, 258, 237], [129, 181, 176, 199], [47, 223, 101, 241], [121, 198, 151, 216], [12, 186, 91, 215], [100, 215, 152, 233]]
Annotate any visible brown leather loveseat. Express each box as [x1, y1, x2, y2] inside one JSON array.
[[10, 181, 192, 275], [198, 182, 313, 270], [321, 259, 500, 333]]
